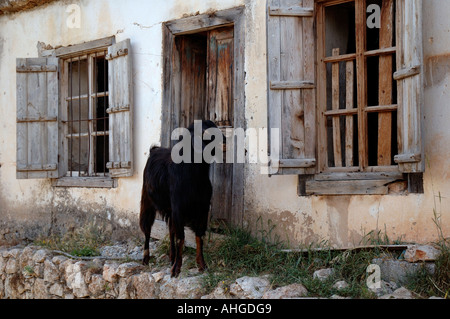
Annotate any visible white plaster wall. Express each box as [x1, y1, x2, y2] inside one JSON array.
[[243, 0, 450, 247], [0, 0, 244, 235], [0, 0, 449, 247]]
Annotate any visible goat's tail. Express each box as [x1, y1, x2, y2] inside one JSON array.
[[140, 188, 155, 231]]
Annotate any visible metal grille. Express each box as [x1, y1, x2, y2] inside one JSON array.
[[66, 51, 109, 177]]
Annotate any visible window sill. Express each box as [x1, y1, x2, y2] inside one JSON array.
[[52, 177, 117, 189], [298, 172, 411, 196]]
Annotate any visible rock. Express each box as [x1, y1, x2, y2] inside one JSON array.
[[330, 294, 350, 299], [32, 278, 49, 299], [5, 257, 18, 274], [132, 272, 157, 299], [49, 283, 64, 297], [128, 246, 145, 261], [229, 276, 271, 299], [65, 261, 90, 298], [370, 280, 399, 297], [5, 248, 21, 259], [404, 245, 441, 262], [201, 281, 235, 299], [32, 249, 50, 263], [160, 275, 206, 299], [44, 259, 60, 282], [0, 255, 6, 273], [100, 245, 128, 259], [117, 262, 145, 277], [0, 247, 8, 258], [371, 258, 435, 285], [262, 283, 308, 299], [51, 255, 68, 266], [103, 263, 120, 283], [313, 268, 335, 281], [73, 262, 90, 298], [5, 274, 25, 298], [84, 261, 103, 284], [152, 270, 166, 283], [332, 280, 349, 290], [19, 246, 35, 267], [0, 278, 4, 299], [89, 274, 106, 297], [379, 287, 414, 299], [118, 277, 133, 299]]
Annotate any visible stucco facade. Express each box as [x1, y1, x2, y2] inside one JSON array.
[[0, 0, 448, 247]]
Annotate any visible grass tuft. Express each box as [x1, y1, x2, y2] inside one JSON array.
[[35, 221, 110, 257]]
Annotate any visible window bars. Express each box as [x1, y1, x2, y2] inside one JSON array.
[[66, 51, 109, 177]]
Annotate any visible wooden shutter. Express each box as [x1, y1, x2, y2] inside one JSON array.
[[394, 0, 424, 173], [16, 58, 60, 179], [106, 39, 134, 177], [267, 0, 316, 175]]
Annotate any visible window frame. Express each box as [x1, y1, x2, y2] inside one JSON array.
[[52, 37, 117, 188], [266, 0, 424, 195], [316, 0, 400, 174], [15, 36, 132, 189], [62, 51, 110, 178]]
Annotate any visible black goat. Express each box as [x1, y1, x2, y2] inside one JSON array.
[[140, 120, 223, 277]]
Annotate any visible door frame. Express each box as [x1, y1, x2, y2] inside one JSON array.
[[161, 6, 245, 226]]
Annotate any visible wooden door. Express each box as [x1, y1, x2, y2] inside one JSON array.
[[207, 27, 234, 223], [176, 34, 207, 128], [175, 27, 234, 224]]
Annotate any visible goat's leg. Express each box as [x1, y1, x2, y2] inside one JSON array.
[[171, 219, 185, 277], [171, 237, 184, 278], [168, 218, 176, 266], [195, 236, 207, 272], [139, 189, 156, 265]]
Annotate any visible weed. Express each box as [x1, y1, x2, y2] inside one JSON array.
[[23, 265, 36, 277], [202, 224, 384, 298], [406, 159, 450, 298], [35, 221, 110, 257]]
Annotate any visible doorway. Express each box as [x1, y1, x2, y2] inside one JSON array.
[[161, 7, 245, 226], [176, 27, 234, 224]]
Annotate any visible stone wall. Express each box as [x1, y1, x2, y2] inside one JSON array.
[[0, 245, 209, 299], [0, 244, 322, 299], [1, 244, 440, 299]]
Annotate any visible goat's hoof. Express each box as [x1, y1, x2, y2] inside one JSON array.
[[142, 256, 150, 265], [171, 264, 181, 278], [197, 263, 207, 272]]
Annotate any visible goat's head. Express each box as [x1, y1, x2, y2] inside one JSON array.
[[188, 120, 226, 163], [171, 120, 226, 164]]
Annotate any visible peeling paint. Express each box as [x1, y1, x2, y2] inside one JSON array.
[[424, 53, 450, 88], [0, 0, 449, 249]]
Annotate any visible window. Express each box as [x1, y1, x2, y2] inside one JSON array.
[[318, 0, 398, 173], [267, 0, 424, 195], [64, 51, 109, 177], [16, 37, 133, 187]]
